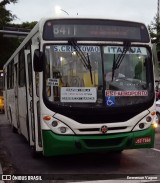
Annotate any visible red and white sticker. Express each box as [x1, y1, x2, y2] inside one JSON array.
[[135, 136, 152, 144], [106, 90, 148, 97]]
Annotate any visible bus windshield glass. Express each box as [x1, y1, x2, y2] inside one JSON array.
[[44, 44, 152, 107]]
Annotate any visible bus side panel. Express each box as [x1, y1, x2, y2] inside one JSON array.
[[17, 86, 28, 140], [3, 69, 8, 119], [4, 63, 17, 128], [6, 89, 17, 127]]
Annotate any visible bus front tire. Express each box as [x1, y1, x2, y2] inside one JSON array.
[[31, 147, 42, 159], [12, 125, 17, 133]]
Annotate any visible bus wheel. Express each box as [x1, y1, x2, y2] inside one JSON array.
[[12, 125, 17, 133], [31, 147, 42, 159], [113, 150, 123, 154], [9, 107, 17, 133]]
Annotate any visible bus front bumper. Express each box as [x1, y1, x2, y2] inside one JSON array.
[[42, 126, 155, 156]]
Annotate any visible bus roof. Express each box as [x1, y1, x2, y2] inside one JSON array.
[[38, 16, 148, 26]]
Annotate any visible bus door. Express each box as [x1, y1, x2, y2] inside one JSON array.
[[25, 50, 34, 146], [30, 45, 42, 152], [14, 63, 20, 131]]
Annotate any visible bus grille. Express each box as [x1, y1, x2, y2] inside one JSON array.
[[83, 138, 124, 148], [79, 127, 127, 132]]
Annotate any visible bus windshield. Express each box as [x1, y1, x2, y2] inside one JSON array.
[[44, 44, 153, 107]]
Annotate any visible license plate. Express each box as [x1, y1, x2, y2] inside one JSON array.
[[135, 136, 152, 144]]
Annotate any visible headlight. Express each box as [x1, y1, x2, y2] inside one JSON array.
[[59, 127, 67, 133], [132, 121, 151, 131], [43, 115, 74, 135], [146, 116, 152, 122], [132, 113, 156, 131], [52, 120, 58, 127]]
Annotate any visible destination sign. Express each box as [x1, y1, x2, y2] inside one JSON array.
[[104, 46, 147, 55], [43, 19, 150, 42]]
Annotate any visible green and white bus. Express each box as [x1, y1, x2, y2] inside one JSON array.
[[3, 17, 158, 156]]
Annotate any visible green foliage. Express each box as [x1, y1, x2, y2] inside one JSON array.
[[20, 21, 37, 29], [7, 21, 37, 29], [148, 13, 160, 61], [0, 0, 37, 69], [0, 35, 20, 68], [0, 0, 17, 27], [148, 13, 160, 43], [0, 0, 19, 69], [0, 21, 37, 69]]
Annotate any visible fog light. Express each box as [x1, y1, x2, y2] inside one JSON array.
[[146, 116, 152, 122], [139, 123, 145, 129], [152, 122, 158, 129], [59, 127, 67, 133], [52, 120, 58, 127]]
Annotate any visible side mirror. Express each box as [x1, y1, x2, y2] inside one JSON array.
[[33, 49, 44, 72]]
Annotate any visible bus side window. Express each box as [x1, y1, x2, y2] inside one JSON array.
[[19, 51, 26, 87]]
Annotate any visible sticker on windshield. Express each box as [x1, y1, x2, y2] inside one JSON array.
[[106, 96, 115, 107], [106, 90, 148, 96], [104, 46, 147, 55], [47, 78, 59, 86], [61, 87, 97, 103]]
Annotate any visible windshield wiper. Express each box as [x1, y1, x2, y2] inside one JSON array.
[[112, 42, 131, 81], [69, 40, 93, 84], [87, 53, 93, 84]]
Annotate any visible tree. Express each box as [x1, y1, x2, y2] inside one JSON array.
[[0, 0, 17, 28], [0, 0, 19, 69], [148, 13, 160, 43], [0, 0, 37, 69], [0, 36, 20, 68], [20, 21, 37, 29]]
